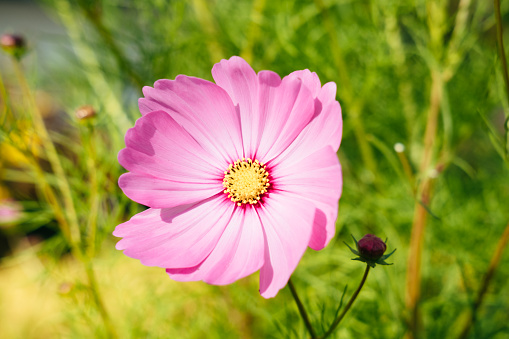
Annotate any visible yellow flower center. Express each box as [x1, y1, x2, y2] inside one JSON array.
[[223, 158, 270, 206]]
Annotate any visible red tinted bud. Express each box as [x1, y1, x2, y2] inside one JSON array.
[[357, 234, 386, 260], [1, 34, 27, 59]]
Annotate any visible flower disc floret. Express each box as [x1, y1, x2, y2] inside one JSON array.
[[223, 158, 270, 206]]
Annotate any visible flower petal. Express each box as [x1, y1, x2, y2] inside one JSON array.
[[138, 75, 243, 163], [255, 73, 315, 162], [257, 192, 315, 298], [212, 56, 259, 157], [287, 69, 322, 98], [118, 111, 223, 209], [167, 204, 265, 285], [212, 57, 315, 162], [271, 146, 342, 250], [271, 82, 342, 168], [113, 195, 235, 268]]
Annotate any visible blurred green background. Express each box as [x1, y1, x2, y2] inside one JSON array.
[[1, 0, 509, 338]]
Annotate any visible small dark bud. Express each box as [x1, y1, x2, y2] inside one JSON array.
[[1, 34, 27, 59], [75, 105, 97, 120], [345, 234, 396, 268], [357, 234, 386, 260]]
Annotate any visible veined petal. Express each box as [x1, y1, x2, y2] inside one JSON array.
[[271, 146, 342, 250], [212, 56, 258, 157], [271, 82, 342, 169], [255, 74, 315, 162], [167, 204, 265, 285], [118, 111, 223, 209], [212, 57, 315, 161], [287, 69, 322, 98], [114, 195, 235, 268], [138, 75, 243, 163], [258, 192, 315, 298]]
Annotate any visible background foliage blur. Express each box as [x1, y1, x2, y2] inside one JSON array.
[[1, 0, 509, 338]]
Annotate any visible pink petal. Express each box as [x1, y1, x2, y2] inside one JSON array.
[[257, 192, 315, 298], [138, 75, 243, 163], [255, 74, 315, 162], [271, 82, 342, 169], [167, 205, 265, 285], [287, 69, 322, 97], [113, 195, 235, 268], [212, 57, 315, 162], [118, 111, 224, 209], [212, 56, 259, 157], [271, 146, 342, 250]]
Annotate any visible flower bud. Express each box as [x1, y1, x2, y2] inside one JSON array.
[[1, 34, 26, 59], [75, 105, 97, 120], [357, 234, 386, 260], [345, 234, 395, 268]]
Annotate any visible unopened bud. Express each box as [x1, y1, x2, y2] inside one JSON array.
[[1, 34, 26, 59], [357, 234, 386, 260], [75, 105, 96, 120], [345, 234, 396, 268]]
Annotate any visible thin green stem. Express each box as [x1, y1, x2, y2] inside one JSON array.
[[240, 0, 267, 64], [288, 278, 317, 339], [85, 263, 118, 338], [83, 125, 99, 258], [12, 59, 82, 250], [494, 0, 509, 107], [314, 0, 377, 179], [457, 221, 509, 339], [321, 265, 370, 339], [494, 0, 509, 159], [191, 0, 225, 63], [78, 3, 144, 89]]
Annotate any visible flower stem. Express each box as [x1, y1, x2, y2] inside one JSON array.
[[494, 0, 509, 160], [85, 262, 118, 338], [12, 58, 82, 250], [405, 69, 443, 338], [321, 265, 370, 339], [457, 221, 509, 339], [287, 278, 317, 339]]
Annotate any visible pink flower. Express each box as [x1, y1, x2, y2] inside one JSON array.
[[113, 56, 343, 298]]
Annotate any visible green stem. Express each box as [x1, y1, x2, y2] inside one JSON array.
[[495, 0, 509, 107], [288, 278, 317, 339], [12, 58, 82, 250], [85, 262, 118, 338], [191, 0, 225, 63], [494, 0, 509, 160], [240, 0, 267, 64], [321, 265, 371, 339], [82, 125, 100, 258], [78, 3, 144, 89], [457, 221, 509, 339], [314, 0, 377, 179]]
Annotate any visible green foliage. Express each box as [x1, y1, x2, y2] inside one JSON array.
[[1, 0, 509, 338]]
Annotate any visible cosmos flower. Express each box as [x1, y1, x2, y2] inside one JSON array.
[[113, 56, 343, 298]]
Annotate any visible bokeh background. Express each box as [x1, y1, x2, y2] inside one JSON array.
[[1, 0, 509, 338]]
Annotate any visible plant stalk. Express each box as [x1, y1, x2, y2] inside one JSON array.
[[321, 265, 370, 339], [288, 278, 317, 339], [457, 221, 509, 339]]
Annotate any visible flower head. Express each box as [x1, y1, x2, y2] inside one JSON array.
[[113, 56, 343, 298]]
